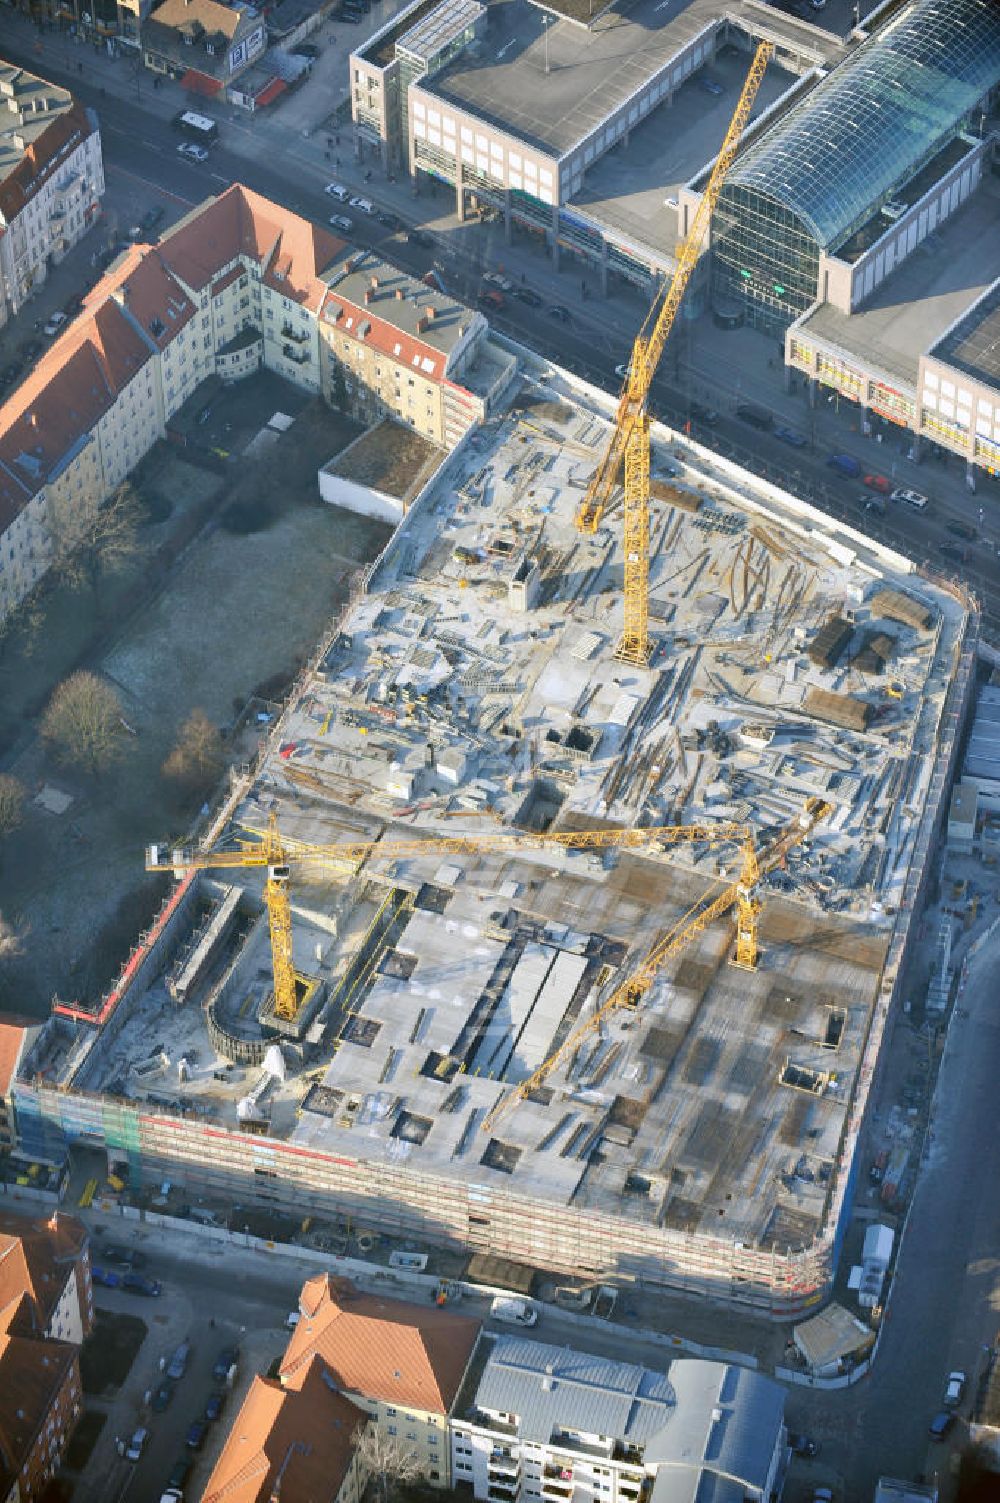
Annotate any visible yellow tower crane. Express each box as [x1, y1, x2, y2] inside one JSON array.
[[146, 817, 761, 1022], [480, 796, 831, 1134], [576, 40, 774, 666]]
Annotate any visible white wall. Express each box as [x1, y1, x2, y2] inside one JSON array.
[[318, 471, 403, 523]]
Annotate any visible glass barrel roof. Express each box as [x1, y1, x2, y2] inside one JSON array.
[[724, 0, 1000, 252]]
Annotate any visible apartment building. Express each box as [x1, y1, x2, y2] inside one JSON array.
[[0, 1211, 92, 1501], [141, 0, 266, 92], [281, 1274, 481, 1487], [0, 183, 497, 625], [0, 62, 105, 326], [318, 250, 487, 446], [203, 1361, 369, 1503], [450, 1338, 786, 1503]]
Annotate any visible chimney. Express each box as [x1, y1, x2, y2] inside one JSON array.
[[345, 255, 357, 273], [426, 306, 436, 322], [364, 289, 374, 305], [395, 287, 404, 300], [29, 411, 37, 429], [416, 315, 429, 334], [370, 275, 380, 290]]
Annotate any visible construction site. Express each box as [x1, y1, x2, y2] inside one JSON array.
[[9, 51, 979, 1318]]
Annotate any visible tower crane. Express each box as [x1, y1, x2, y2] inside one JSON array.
[[146, 817, 757, 1022], [480, 797, 831, 1134], [575, 40, 773, 667]]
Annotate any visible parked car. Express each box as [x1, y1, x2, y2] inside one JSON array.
[[91, 1265, 121, 1289], [891, 486, 928, 509], [947, 520, 977, 541], [100, 1244, 146, 1269], [348, 196, 375, 214], [152, 1380, 175, 1413], [123, 1272, 162, 1297], [514, 286, 542, 307], [141, 206, 165, 232], [293, 41, 320, 57], [125, 1428, 148, 1463], [177, 142, 209, 162], [337, 8, 362, 21], [774, 425, 807, 447], [548, 304, 571, 323], [406, 228, 434, 248], [329, 214, 354, 232], [166, 1458, 192, 1492], [477, 289, 505, 311], [945, 1371, 967, 1407], [205, 1390, 225, 1423], [863, 472, 891, 493], [43, 311, 67, 337], [377, 211, 401, 229], [213, 1345, 240, 1381], [826, 452, 862, 479], [482, 271, 513, 292], [736, 404, 773, 431], [167, 1341, 191, 1381], [490, 1296, 538, 1326], [690, 402, 719, 425], [862, 494, 886, 515], [788, 1432, 819, 1458], [186, 1420, 207, 1451], [698, 74, 724, 95], [929, 1410, 956, 1440], [325, 183, 351, 200]]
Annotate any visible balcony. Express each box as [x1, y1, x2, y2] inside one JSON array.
[[489, 1453, 520, 1479], [487, 1484, 519, 1502], [281, 343, 311, 366], [281, 323, 310, 344], [542, 1466, 574, 1498]]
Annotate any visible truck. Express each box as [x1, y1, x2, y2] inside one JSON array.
[[490, 1296, 538, 1327], [826, 452, 862, 479]]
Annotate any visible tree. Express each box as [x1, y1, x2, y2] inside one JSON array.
[[0, 775, 25, 839], [41, 672, 127, 775], [162, 708, 224, 795], [353, 1423, 426, 1503], [47, 480, 144, 591]]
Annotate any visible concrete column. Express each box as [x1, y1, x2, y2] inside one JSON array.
[[454, 161, 465, 221], [783, 362, 793, 393], [550, 204, 560, 272], [965, 458, 978, 492], [807, 375, 818, 409], [598, 242, 609, 296], [504, 195, 513, 245]]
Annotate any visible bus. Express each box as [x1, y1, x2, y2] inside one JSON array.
[[172, 110, 219, 144]]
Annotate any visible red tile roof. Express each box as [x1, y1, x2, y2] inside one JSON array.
[[0, 1211, 88, 1334], [0, 1330, 76, 1476], [322, 294, 447, 383], [0, 101, 95, 224], [281, 1275, 480, 1414], [202, 1363, 363, 1503], [0, 1016, 36, 1096]]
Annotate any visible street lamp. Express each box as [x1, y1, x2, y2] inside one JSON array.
[[543, 14, 550, 75]]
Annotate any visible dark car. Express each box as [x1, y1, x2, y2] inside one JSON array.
[[212, 1345, 240, 1382], [21, 339, 43, 361], [167, 1341, 191, 1381], [1, 362, 21, 385], [736, 404, 773, 431], [91, 1265, 121, 1289], [63, 294, 86, 316], [337, 8, 361, 20], [477, 289, 504, 311], [774, 425, 807, 448], [186, 1420, 207, 1451], [406, 228, 434, 248], [788, 1432, 819, 1457], [548, 304, 571, 322], [293, 41, 321, 56], [167, 1458, 192, 1492], [122, 1272, 162, 1297], [514, 286, 542, 307], [100, 1244, 146, 1269], [376, 211, 401, 229], [947, 520, 977, 541], [205, 1390, 225, 1423], [929, 1411, 955, 1441], [690, 402, 719, 425], [141, 206, 165, 232], [151, 1380, 175, 1413], [941, 542, 968, 565]]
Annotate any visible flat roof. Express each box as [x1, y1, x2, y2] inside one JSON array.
[[794, 176, 1000, 389], [422, 0, 842, 160], [398, 0, 485, 62], [933, 280, 1000, 393], [569, 47, 793, 269], [323, 248, 477, 360]]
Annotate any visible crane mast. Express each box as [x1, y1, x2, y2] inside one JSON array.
[[575, 40, 774, 666]]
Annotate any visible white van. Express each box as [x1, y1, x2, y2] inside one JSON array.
[[490, 1296, 538, 1327]]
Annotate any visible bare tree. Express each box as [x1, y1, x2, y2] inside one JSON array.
[[47, 481, 144, 591], [161, 708, 224, 795], [353, 1423, 426, 1503], [0, 775, 25, 840], [41, 672, 127, 776]]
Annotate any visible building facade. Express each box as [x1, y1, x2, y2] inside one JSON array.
[[0, 64, 105, 326], [140, 0, 266, 92], [450, 1337, 786, 1503]]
